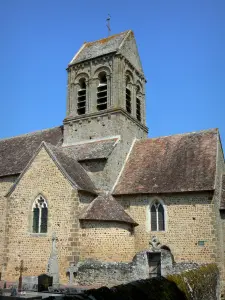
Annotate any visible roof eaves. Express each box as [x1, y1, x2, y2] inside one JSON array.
[[68, 50, 117, 67]]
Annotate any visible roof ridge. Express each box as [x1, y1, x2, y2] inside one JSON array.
[[139, 128, 218, 143], [0, 125, 62, 142], [84, 30, 130, 46]]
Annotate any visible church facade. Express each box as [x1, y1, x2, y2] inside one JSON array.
[[0, 30, 225, 290]]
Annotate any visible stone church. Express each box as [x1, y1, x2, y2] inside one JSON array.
[[0, 30, 225, 289]]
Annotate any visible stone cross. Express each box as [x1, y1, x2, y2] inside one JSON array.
[[47, 232, 59, 287], [66, 264, 77, 284], [15, 260, 27, 292]]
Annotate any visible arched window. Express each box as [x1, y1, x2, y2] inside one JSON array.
[[150, 201, 165, 231], [126, 75, 132, 114], [32, 195, 48, 233], [77, 78, 86, 115], [97, 72, 107, 111], [136, 86, 141, 121]]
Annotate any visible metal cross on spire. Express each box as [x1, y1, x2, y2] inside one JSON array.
[[106, 14, 111, 36]]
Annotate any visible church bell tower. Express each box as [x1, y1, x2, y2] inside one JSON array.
[[63, 30, 148, 146]]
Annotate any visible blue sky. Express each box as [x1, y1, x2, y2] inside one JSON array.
[[0, 0, 224, 146]]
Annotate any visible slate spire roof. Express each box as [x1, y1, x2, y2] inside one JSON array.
[[69, 30, 131, 65], [114, 129, 219, 194], [80, 193, 138, 226]]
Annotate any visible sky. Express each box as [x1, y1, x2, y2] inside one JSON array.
[[0, 0, 224, 146]]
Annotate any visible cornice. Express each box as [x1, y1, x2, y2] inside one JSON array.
[[64, 108, 148, 133]]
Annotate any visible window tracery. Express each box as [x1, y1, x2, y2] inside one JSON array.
[[150, 200, 165, 231], [32, 195, 48, 233]]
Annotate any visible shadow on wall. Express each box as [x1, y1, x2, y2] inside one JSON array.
[[63, 277, 186, 300]]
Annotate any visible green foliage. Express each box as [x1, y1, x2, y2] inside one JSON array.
[[167, 264, 218, 300]]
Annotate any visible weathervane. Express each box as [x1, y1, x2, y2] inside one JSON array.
[[106, 14, 111, 36]]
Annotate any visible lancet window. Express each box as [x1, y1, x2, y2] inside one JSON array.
[[77, 78, 86, 115], [150, 200, 165, 231], [32, 195, 48, 233], [97, 72, 108, 111]]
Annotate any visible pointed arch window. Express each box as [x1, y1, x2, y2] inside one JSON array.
[[97, 72, 107, 111], [77, 78, 86, 115], [126, 75, 132, 114], [151, 201, 165, 231], [32, 196, 48, 233]]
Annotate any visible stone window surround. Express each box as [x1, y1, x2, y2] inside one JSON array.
[[31, 194, 48, 234], [146, 197, 167, 233]]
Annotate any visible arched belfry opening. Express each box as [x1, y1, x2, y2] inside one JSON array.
[[64, 30, 148, 145], [126, 74, 132, 114], [97, 72, 108, 111], [77, 78, 87, 115]]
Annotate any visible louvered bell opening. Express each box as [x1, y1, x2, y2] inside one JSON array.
[[126, 88, 131, 113], [151, 205, 157, 231], [77, 88, 86, 115], [136, 98, 141, 121], [97, 83, 107, 111], [33, 207, 39, 233], [158, 204, 165, 231]]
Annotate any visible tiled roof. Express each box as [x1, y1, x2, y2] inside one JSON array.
[[7, 142, 97, 196], [0, 127, 63, 177], [69, 31, 130, 65], [79, 193, 138, 226], [63, 138, 118, 161], [220, 175, 225, 209], [46, 143, 96, 194], [114, 129, 218, 194]]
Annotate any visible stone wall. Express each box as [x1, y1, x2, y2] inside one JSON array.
[[74, 248, 219, 300], [64, 111, 147, 191], [116, 192, 217, 264], [79, 221, 135, 262], [3, 148, 80, 283], [0, 176, 17, 276]]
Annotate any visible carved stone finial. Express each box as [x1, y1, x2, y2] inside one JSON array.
[[149, 236, 161, 251]]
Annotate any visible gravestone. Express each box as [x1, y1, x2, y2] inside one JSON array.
[[22, 276, 38, 291], [47, 233, 59, 287], [66, 264, 77, 284], [37, 274, 53, 292]]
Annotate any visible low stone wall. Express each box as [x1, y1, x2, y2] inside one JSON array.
[[75, 249, 173, 286]]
